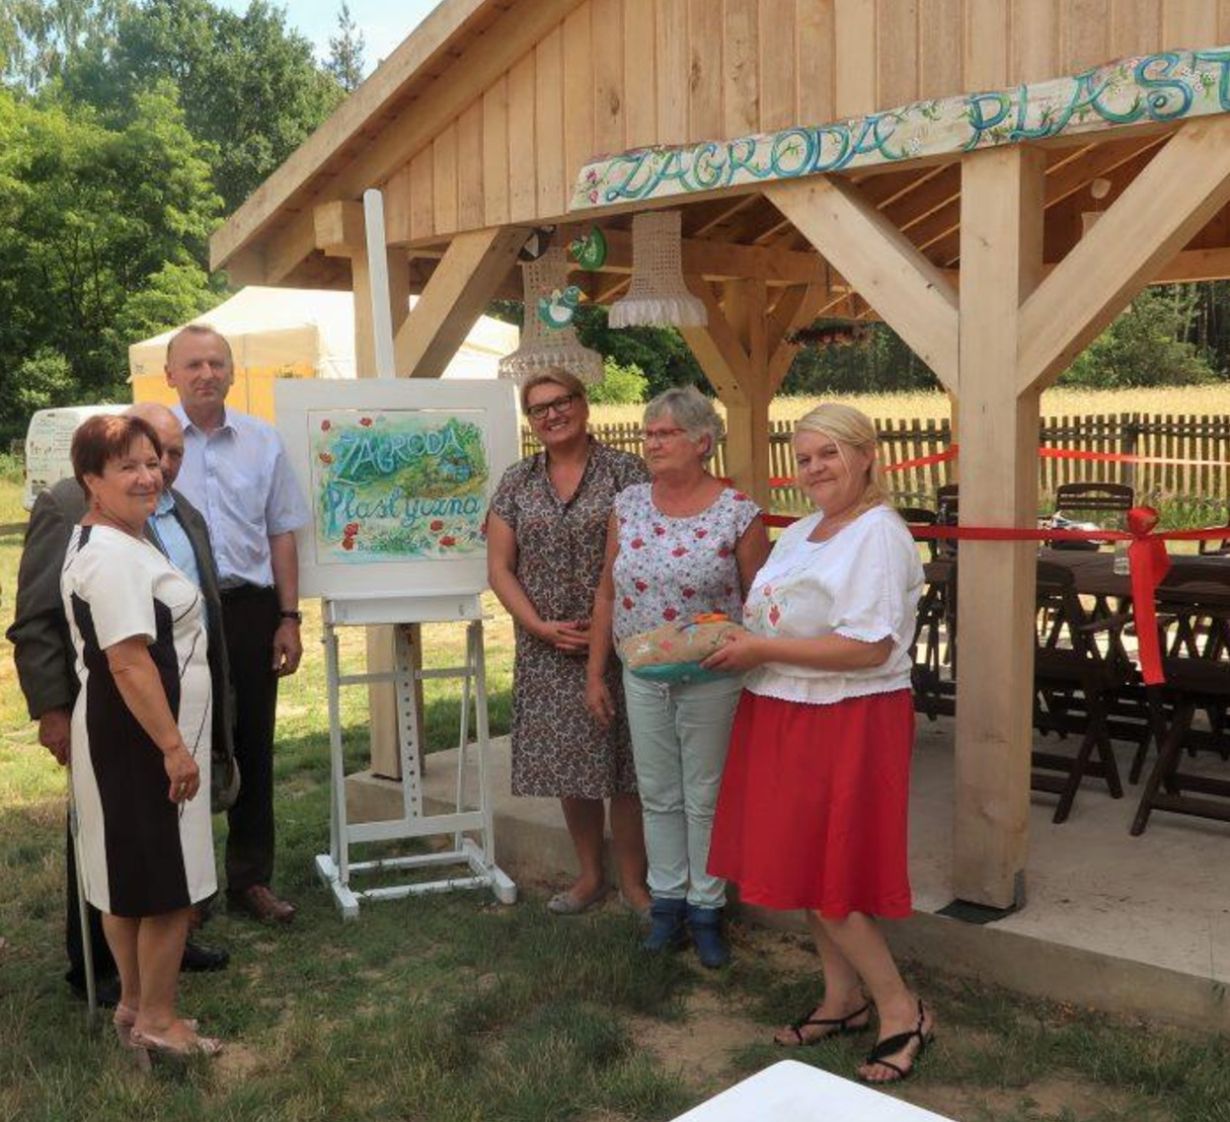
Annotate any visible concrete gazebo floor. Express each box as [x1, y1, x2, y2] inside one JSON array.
[[346, 720, 1229, 1033]]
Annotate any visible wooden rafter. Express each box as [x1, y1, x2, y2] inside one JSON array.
[[929, 134, 1168, 267], [1018, 117, 1230, 395], [211, 0, 582, 276], [766, 282, 834, 390], [393, 225, 529, 378], [766, 176, 959, 391]]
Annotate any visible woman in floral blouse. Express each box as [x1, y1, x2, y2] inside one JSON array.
[[489, 370, 651, 917], [587, 386, 769, 966]]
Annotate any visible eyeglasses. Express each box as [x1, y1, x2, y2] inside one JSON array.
[[526, 393, 578, 421], [640, 426, 688, 443]]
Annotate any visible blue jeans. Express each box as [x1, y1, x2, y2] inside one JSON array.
[[621, 669, 743, 908]]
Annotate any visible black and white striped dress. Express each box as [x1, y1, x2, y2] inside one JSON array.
[[61, 524, 216, 917]]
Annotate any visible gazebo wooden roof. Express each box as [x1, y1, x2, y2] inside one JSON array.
[[212, 0, 1230, 914]]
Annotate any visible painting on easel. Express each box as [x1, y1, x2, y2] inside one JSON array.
[[310, 409, 489, 562], [276, 378, 519, 601]]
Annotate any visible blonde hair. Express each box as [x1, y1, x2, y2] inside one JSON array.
[[794, 402, 890, 516], [519, 369, 588, 412]]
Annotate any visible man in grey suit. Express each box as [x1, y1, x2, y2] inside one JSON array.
[[8, 402, 237, 1002]]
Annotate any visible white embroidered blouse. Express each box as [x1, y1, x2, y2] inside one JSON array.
[[742, 505, 924, 705]]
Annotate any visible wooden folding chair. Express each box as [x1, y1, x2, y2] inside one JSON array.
[[1131, 572, 1230, 835], [1031, 561, 1133, 823], [911, 556, 956, 721]]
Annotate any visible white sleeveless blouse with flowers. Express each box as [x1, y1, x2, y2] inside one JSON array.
[[612, 484, 761, 646], [742, 505, 924, 705]]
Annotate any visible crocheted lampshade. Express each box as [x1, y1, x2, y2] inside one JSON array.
[[498, 246, 604, 384], [608, 210, 707, 329]]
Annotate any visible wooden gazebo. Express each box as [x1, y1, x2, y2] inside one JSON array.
[[211, 0, 1230, 911]]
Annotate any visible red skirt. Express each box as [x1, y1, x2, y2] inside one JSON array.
[[707, 688, 914, 918]]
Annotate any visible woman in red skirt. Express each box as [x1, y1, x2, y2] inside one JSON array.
[[704, 402, 934, 1084]]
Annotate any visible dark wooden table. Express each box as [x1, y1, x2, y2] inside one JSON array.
[[923, 550, 1229, 600]]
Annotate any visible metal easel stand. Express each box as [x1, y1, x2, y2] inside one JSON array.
[[314, 594, 517, 919]]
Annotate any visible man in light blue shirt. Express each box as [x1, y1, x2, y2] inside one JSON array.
[[167, 325, 309, 925]]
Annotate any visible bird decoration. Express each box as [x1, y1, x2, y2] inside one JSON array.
[[537, 285, 585, 330], [568, 227, 608, 270]]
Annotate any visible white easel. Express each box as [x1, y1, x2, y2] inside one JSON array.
[[314, 592, 516, 919], [309, 189, 517, 918]]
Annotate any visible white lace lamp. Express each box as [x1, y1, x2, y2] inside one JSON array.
[[497, 246, 604, 384], [608, 210, 707, 328]]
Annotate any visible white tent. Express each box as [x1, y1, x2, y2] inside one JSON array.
[[129, 286, 519, 420]]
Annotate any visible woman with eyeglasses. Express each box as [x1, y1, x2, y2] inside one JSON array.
[[586, 386, 769, 967], [488, 370, 652, 917]]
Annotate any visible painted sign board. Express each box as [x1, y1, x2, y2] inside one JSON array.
[[23, 404, 128, 511], [276, 378, 519, 601]]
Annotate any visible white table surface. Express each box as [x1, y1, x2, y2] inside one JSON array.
[[671, 1060, 956, 1121]]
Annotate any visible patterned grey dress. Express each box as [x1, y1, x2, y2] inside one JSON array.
[[489, 440, 649, 798]]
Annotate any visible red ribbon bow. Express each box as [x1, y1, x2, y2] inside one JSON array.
[[1124, 506, 1171, 686]]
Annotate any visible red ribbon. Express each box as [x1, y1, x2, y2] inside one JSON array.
[[758, 505, 1230, 685], [1124, 507, 1171, 685], [763, 442, 1227, 489]]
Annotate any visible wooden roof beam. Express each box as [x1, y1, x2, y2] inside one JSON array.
[[394, 224, 529, 378], [574, 225, 827, 285], [1018, 118, 1230, 396], [211, 0, 582, 271], [765, 176, 959, 392], [927, 135, 1168, 268], [677, 278, 753, 405]]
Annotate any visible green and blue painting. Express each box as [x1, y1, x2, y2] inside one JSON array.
[[309, 409, 489, 563]]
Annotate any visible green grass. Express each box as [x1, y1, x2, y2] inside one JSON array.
[[3, 475, 1229, 1121]]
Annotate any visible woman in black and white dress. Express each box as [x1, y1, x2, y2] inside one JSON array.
[[61, 414, 221, 1059]]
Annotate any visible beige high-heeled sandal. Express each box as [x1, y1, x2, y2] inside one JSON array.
[[113, 1004, 198, 1047], [127, 1024, 223, 1069]]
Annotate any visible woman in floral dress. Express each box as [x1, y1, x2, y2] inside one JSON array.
[[488, 370, 651, 916], [586, 386, 769, 966]]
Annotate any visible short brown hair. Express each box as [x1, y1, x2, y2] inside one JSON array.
[[519, 369, 588, 413], [165, 323, 233, 366], [71, 415, 163, 491]]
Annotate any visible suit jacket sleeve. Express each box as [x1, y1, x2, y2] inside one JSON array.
[[6, 488, 78, 719], [171, 488, 239, 812]]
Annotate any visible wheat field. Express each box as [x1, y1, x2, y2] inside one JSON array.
[[589, 384, 1230, 426]]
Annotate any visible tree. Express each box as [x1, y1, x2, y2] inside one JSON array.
[[0, 0, 127, 88], [1063, 287, 1217, 388], [588, 358, 648, 404], [0, 82, 221, 436], [61, 0, 345, 212], [326, 0, 364, 93], [780, 323, 939, 395]]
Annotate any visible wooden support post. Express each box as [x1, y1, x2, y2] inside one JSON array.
[[679, 278, 776, 507], [952, 145, 1046, 909], [722, 280, 770, 504], [321, 206, 417, 780], [393, 225, 528, 378]]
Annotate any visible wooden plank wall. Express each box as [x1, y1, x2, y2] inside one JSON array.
[[383, 0, 1230, 245]]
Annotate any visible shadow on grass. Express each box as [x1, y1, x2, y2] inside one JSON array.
[[717, 930, 1230, 1122], [0, 705, 698, 1122]]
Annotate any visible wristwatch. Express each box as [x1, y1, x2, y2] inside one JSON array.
[[279, 610, 303, 623]]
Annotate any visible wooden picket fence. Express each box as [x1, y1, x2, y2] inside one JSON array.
[[522, 412, 1230, 512]]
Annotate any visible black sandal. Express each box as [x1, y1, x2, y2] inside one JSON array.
[[859, 999, 932, 1083], [776, 1001, 871, 1047]]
